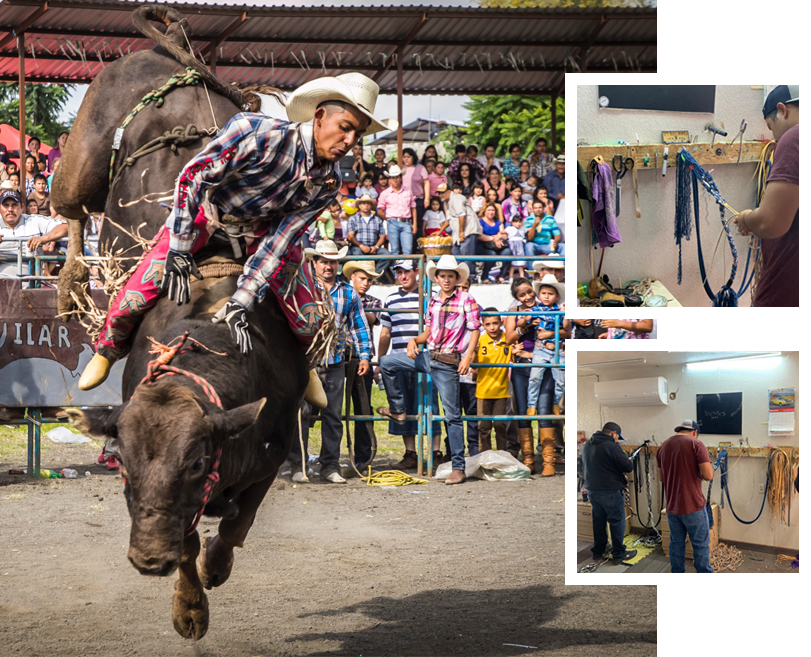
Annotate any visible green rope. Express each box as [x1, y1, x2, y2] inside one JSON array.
[[109, 67, 203, 186]]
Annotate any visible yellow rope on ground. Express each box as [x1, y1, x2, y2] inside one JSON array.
[[361, 468, 428, 487], [710, 542, 743, 572]]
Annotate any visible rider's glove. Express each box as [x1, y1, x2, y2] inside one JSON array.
[[213, 300, 252, 354], [162, 250, 200, 305]]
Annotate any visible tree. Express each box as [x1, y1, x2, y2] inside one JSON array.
[[0, 83, 75, 145], [463, 95, 564, 158]]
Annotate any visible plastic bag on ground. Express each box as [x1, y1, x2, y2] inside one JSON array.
[[46, 426, 91, 444], [434, 450, 531, 481]]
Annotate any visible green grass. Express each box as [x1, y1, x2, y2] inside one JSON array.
[[0, 423, 88, 459]]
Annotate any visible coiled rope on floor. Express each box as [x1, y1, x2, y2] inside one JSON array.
[[710, 542, 743, 572], [360, 469, 428, 487]]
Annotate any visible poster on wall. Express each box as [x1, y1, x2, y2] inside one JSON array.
[[696, 392, 743, 435], [768, 388, 795, 436]]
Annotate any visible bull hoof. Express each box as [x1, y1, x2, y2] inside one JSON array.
[[57, 261, 90, 317], [172, 581, 209, 640], [197, 535, 235, 590]]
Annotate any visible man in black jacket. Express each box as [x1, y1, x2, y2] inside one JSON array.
[[581, 422, 637, 563]]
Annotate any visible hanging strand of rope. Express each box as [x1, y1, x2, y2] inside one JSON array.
[[719, 450, 771, 525], [768, 448, 792, 527], [675, 150, 741, 306]]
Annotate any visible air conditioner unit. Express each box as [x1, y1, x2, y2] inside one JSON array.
[[594, 377, 668, 407]]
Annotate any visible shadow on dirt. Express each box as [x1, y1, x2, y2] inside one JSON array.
[[292, 584, 656, 655]]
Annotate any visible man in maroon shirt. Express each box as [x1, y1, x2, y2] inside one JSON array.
[[656, 419, 714, 573], [734, 85, 799, 306]]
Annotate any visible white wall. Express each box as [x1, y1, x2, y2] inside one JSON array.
[[577, 352, 799, 550], [576, 85, 767, 307]]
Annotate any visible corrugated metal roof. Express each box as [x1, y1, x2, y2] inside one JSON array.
[[0, 0, 656, 93]]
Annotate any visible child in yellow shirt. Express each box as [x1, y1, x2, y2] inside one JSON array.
[[475, 309, 512, 452]]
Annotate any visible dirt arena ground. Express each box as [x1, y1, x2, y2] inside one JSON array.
[[0, 439, 656, 656]]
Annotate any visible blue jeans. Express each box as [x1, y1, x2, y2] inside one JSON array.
[[526, 241, 565, 258], [667, 508, 713, 573], [588, 489, 627, 559], [349, 245, 392, 275], [527, 346, 564, 410], [387, 370, 443, 439], [381, 350, 465, 471], [511, 366, 532, 430], [387, 220, 413, 255]]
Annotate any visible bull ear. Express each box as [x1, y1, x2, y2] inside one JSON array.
[[210, 398, 267, 440], [62, 404, 126, 439]]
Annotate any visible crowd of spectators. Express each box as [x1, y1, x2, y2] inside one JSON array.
[[287, 247, 568, 484], [302, 138, 565, 284], [0, 132, 74, 285]]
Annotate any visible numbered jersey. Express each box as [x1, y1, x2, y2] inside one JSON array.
[[476, 331, 511, 399]]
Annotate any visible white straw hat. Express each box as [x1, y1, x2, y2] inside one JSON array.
[[286, 73, 398, 135], [303, 239, 349, 261], [426, 254, 469, 285], [532, 273, 565, 303], [384, 164, 403, 177]]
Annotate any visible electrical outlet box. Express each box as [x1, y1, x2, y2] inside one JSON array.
[[758, 484, 765, 493]]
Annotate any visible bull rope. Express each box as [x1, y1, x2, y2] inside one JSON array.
[[109, 67, 205, 186], [139, 331, 228, 536]]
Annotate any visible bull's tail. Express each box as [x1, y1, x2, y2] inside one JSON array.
[[131, 5, 284, 113]]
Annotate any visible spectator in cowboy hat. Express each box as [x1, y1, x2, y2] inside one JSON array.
[[542, 154, 566, 206], [342, 259, 383, 473], [378, 254, 481, 485], [292, 240, 371, 484], [346, 194, 391, 276], [532, 258, 564, 283], [377, 164, 416, 256]]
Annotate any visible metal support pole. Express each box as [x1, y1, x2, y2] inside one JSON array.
[[18, 33, 27, 208], [396, 44, 404, 166], [416, 255, 425, 476], [27, 408, 41, 478], [551, 93, 557, 154]]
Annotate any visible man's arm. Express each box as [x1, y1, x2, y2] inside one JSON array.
[[347, 290, 372, 374], [168, 113, 262, 253], [613, 443, 635, 473], [734, 181, 799, 239], [232, 191, 336, 310], [698, 462, 714, 481], [377, 325, 392, 359], [26, 219, 68, 251]]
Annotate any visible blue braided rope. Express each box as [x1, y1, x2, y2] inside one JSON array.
[[676, 150, 739, 306], [719, 450, 771, 525]]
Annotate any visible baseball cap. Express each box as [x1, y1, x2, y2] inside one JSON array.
[[762, 85, 799, 118], [393, 259, 416, 271], [602, 421, 622, 438], [0, 189, 21, 205], [674, 419, 700, 433]]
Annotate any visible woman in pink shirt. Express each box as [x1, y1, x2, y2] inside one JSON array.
[[402, 148, 430, 236], [484, 166, 506, 202]]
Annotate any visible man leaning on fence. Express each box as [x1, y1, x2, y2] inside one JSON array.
[[290, 240, 372, 485], [0, 189, 67, 283], [378, 255, 481, 485]]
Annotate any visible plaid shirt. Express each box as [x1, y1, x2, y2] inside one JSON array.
[[347, 212, 385, 246], [326, 280, 372, 364], [531, 302, 562, 342], [167, 113, 340, 309], [502, 158, 522, 180], [348, 292, 382, 359], [426, 288, 481, 354], [530, 153, 554, 180]]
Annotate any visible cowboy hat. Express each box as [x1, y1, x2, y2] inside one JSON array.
[[342, 260, 381, 279], [303, 239, 349, 261], [531, 259, 564, 272], [384, 164, 403, 177], [426, 254, 469, 285], [286, 73, 398, 136], [532, 273, 565, 303], [354, 194, 375, 209]]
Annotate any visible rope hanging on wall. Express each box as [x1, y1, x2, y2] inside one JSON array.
[[675, 150, 742, 306]]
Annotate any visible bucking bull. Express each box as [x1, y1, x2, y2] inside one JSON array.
[[56, 6, 310, 640]]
